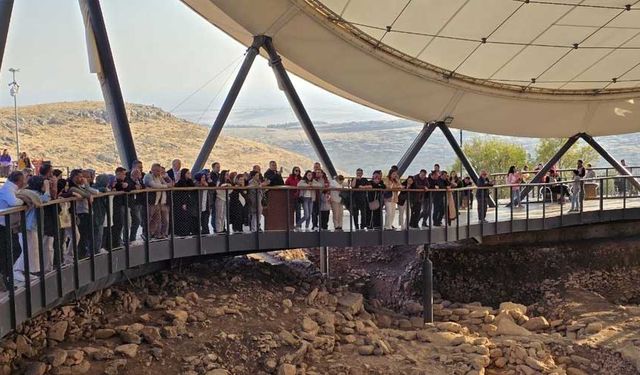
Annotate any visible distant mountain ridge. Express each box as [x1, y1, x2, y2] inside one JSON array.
[[0, 102, 317, 174]]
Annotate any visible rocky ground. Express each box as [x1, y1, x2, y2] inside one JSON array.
[[1, 242, 640, 374]]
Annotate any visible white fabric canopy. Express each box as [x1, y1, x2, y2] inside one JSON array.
[[181, 0, 640, 137]]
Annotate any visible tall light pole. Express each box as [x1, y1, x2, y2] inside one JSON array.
[[8, 67, 19, 157]]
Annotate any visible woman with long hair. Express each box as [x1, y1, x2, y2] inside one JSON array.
[[296, 170, 314, 231], [507, 165, 521, 208], [398, 175, 415, 230], [285, 167, 302, 227], [174, 169, 198, 236], [368, 170, 386, 229], [383, 169, 401, 230], [229, 174, 248, 233]]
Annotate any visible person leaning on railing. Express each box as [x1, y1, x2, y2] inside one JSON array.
[[0, 171, 25, 290], [61, 169, 95, 258]]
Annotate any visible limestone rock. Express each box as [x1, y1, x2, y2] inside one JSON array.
[[496, 316, 532, 336], [358, 345, 375, 355], [499, 302, 527, 315], [24, 362, 46, 375], [48, 321, 69, 342], [166, 309, 189, 322], [114, 344, 139, 358], [585, 322, 603, 334], [205, 370, 230, 375], [94, 329, 116, 340], [277, 363, 296, 375], [521, 316, 550, 331], [45, 348, 68, 367], [337, 293, 364, 315]]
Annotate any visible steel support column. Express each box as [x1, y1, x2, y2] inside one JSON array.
[[397, 122, 437, 176], [519, 134, 581, 201], [0, 0, 13, 72], [192, 36, 264, 172], [580, 133, 640, 191], [319, 246, 329, 276], [422, 245, 433, 324], [263, 37, 337, 178], [437, 122, 496, 207], [80, 0, 137, 168]]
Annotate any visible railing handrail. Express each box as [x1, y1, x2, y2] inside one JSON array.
[[0, 174, 638, 216]]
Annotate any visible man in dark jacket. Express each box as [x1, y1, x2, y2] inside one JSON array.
[[350, 168, 371, 230], [477, 170, 493, 223], [413, 169, 429, 227], [429, 170, 446, 226], [125, 168, 145, 241]]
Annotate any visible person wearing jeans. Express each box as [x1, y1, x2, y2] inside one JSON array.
[[296, 171, 315, 230]]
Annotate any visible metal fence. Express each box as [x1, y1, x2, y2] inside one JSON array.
[[0, 175, 639, 337]]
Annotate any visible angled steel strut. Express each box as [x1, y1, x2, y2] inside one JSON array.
[[80, 0, 138, 169], [192, 36, 337, 177], [397, 121, 495, 207]]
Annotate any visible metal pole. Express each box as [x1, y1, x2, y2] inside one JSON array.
[[422, 245, 433, 324], [263, 37, 338, 178], [79, 0, 138, 168], [192, 36, 264, 172], [518, 134, 581, 202], [396, 122, 437, 176], [580, 133, 640, 192], [8, 68, 19, 156]]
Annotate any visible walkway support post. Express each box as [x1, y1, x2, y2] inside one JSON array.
[[263, 37, 337, 178], [80, 0, 137, 168], [397, 122, 437, 176], [191, 36, 264, 172], [437, 122, 496, 208], [319, 246, 329, 276], [0, 0, 13, 72], [518, 134, 581, 202], [423, 245, 433, 324], [580, 133, 640, 192]]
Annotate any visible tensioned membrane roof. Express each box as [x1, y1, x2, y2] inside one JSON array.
[[181, 0, 640, 137]]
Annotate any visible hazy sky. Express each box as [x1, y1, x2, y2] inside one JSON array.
[[0, 0, 396, 124]]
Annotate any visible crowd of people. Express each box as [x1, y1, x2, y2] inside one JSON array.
[[0, 154, 629, 291]]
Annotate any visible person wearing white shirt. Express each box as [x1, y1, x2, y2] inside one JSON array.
[[329, 176, 346, 230], [0, 171, 25, 289]]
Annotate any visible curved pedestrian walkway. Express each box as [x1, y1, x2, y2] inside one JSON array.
[[0, 176, 639, 337]]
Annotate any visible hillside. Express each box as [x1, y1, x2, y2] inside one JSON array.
[[0, 102, 316, 174]]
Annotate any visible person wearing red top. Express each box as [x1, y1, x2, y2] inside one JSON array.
[[285, 167, 302, 227]]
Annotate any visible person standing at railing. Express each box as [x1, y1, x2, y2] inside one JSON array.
[[63, 169, 95, 258], [247, 170, 266, 232], [350, 168, 370, 230], [125, 168, 145, 242], [194, 171, 211, 235], [368, 170, 385, 230], [38, 164, 58, 272], [111, 168, 129, 248], [13, 176, 50, 283], [311, 169, 326, 231], [507, 166, 522, 208], [383, 169, 401, 230], [17, 152, 32, 171], [173, 169, 198, 236], [285, 167, 302, 228], [209, 162, 221, 233], [397, 175, 415, 230], [143, 164, 169, 239], [0, 171, 25, 290], [215, 170, 232, 234], [296, 170, 315, 231], [569, 169, 581, 212], [413, 169, 429, 228], [318, 171, 331, 231], [91, 174, 111, 254], [461, 176, 473, 210], [477, 170, 493, 223], [229, 174, 248, 233], [0, 149, 11, 178], [166, 159, 181, 183], [329, 175, 346, 231], [429, 170, 446, 226]]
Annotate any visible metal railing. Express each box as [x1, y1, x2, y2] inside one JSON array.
[[0, 175, 638, 337]]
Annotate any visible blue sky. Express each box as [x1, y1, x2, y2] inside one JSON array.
[[0, 0, 396, 124]]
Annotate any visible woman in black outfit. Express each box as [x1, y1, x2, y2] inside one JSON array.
[[173, 169, 198, 236], [367, 170, 386, 229], [229, 174, 248, 233]]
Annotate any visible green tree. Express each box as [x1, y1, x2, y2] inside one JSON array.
[[532, 139, 598, 170], [450, 138, 528, 176]]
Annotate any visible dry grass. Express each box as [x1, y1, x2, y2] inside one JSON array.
[[0, 101, 316, 174]]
